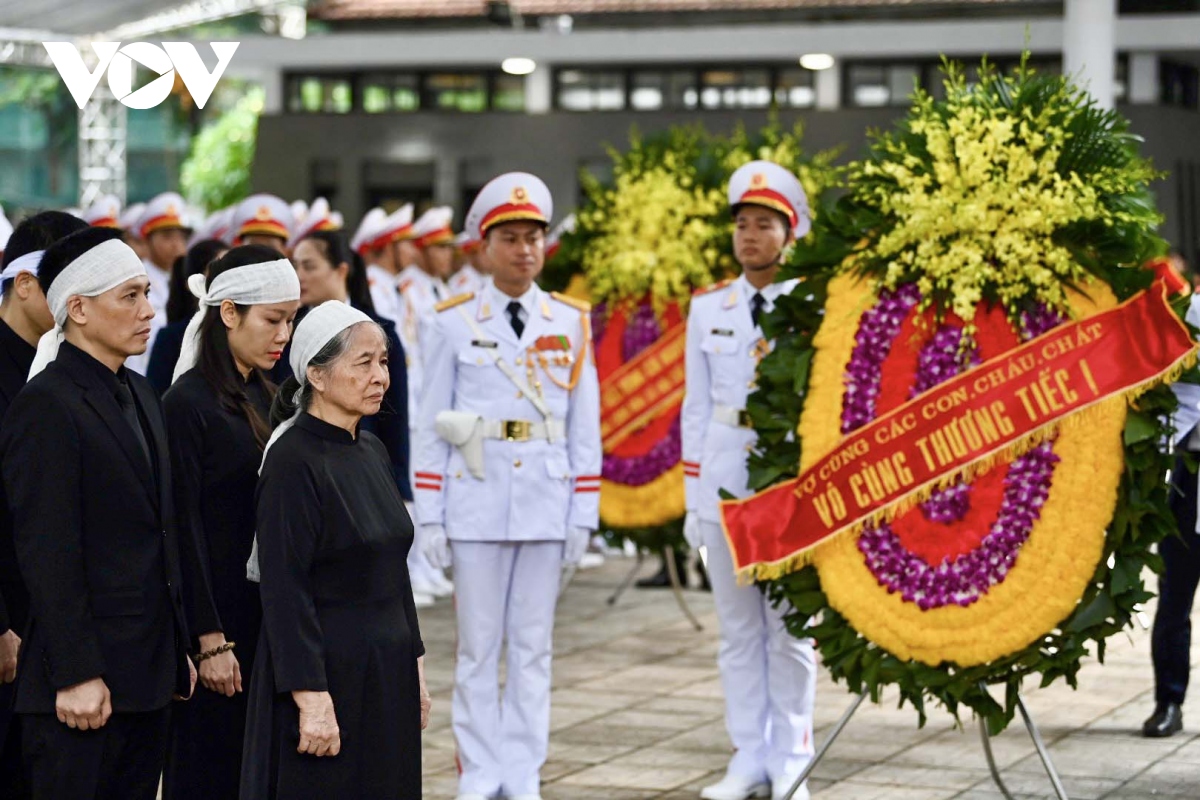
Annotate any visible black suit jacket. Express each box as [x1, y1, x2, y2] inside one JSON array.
[[0, 342, 190, 714], [0, 319, 35, 636]]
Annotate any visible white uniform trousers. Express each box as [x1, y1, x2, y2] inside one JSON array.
[[702, 520, 817, 784], [451, 540, 562, 797]]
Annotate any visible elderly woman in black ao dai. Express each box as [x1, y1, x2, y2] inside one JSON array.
[[241, 300, 430, 799]]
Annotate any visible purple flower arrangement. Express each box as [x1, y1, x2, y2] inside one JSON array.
[[841, 284, 922, 434], [600, 300, 683, 486], [842, 293, 1066, 609]]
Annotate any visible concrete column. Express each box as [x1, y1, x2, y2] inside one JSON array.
[[525, 65, 552, 114], [1129, 52, 1160, 105], [260, 67, 285, 115], [435, 157, 460, 208], [815, 62, 841, 110], [1063, 0, 1117, 110]]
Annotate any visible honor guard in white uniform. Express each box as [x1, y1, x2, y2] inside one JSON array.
[[414, 173, 601, 800], [544, 212, 575, 262], [354, 203, 414, 327], [396, 206, 452, 429], [82, 194, 123, 229], [449, 231, 486, 295], [682, 161, 818, 800], [287, 196, 340, 250], [231, 193, 294, 254], [127, 193, 190, 374]]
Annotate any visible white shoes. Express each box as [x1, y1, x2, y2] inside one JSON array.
[[453, 795, 489, 800], [509, 795, 543, 800], [578, 551, 605, 570], [772, 777, 810, 800], [411, 590, 435, 608], [428, 570, 455, 596], [700, 773, 771, 800]]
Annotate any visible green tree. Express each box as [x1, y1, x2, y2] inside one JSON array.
[[0, 67, 78, 202], [180, 86, 263, 212]]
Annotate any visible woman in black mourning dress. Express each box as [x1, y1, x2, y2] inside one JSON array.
[[241, 301, 430, 799], [161, 244, 301, 799]]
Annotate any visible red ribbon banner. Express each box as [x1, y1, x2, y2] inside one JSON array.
[[720, 284, 1198, 578]]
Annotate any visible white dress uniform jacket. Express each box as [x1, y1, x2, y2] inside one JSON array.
[[413, 282, 601, 540], [395, 263, 446, 421], [682, 273, 799, 521]]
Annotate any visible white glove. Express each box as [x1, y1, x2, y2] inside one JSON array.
[[683, 511, 702, 550], [564, 526, 591, 565], [422, 524, 452, 570]]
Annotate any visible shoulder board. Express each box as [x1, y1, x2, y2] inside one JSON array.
[[692, 278, 735, 297], [435, 292, 474, 313], [550, 291, 591, 313]]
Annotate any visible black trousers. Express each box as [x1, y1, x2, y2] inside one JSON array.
[[0, 683, 30, 800], [1152, 455, 1200, 706], [20, 707, 169, 800]]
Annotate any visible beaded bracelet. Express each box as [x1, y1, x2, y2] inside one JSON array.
[[196, 641, 236, 663]]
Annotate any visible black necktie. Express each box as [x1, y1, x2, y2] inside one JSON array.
[[751, 292, 766, 328], [433, 283, 443, 301], [507, 300, 525, 338], [115, 381, 152, 465]]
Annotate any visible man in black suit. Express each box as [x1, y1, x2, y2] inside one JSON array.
[[0, 210, 88, 800], [1, 226, 195, 799]]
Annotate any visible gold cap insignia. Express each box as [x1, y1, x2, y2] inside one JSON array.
[[166, 203, 178, 216], [750, 173, 768, 190], [255, 206, 272, 220], [511, 186, 529, 204]]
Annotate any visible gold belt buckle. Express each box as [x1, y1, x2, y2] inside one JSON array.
[[738, 410, 753, 428], [503, 420, 532, 442]]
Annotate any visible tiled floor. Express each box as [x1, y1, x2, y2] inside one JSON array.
[[418, 555, 1200, 799]]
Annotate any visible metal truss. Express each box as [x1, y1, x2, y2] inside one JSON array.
[[78, 86, 127, 207]]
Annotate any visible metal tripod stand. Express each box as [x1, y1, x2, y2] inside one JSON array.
[[779, 687, 1071, 800]]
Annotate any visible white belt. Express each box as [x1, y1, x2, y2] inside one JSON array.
[[712, 404, 753, 428], [480, 418, 566, 442]]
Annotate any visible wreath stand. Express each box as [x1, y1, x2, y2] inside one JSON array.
[[780, 684, 1071, 800], [606, 546, 704, 632]]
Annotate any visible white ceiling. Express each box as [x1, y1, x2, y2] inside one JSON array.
[[0, 0, 187, 36]]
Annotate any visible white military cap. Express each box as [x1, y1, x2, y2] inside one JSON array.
[[135, 192, 189, 239], [188, 206, 235, 248], [454, 230, 480, 255], [82, 194, 122, 228], [466, 172, 552, 240], [288, 197, 341, 248], [232, 193, 294, 244], [413, 206, 455, 248], [0, 206, 11, 252], [546, 212, 576, 260], [290, 199, 309, 228], [350, 203, 413, 255], [118, 203, 146, 234], [728, 160, 811, 238]]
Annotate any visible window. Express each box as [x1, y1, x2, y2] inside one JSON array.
[[699, 68, 772, 109], [426, 73, 488, 112], [846, 64, 920, 107], [286, 74, 353, 114], [774, 68, 816, 108], [1161, 60, 1200, 109], [491, 74, 526, 112], [628, 69, 697, 111], [361, 73, 419, 113], [556, 70, 625, 111]]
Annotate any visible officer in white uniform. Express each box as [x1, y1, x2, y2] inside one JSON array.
[[0, 206, 10, 261], [449, 231, 488, 295], [127, 193, 189, 374], [230, 193, 295, 254], [682, 161, 818, 800], [414, 173, 601, 800], [82, 194, 123, 229], [287, 196, 340, 250], [353, 203, 413, 327]]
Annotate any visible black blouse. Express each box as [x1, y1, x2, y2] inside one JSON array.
[[255, 412, 424, 693], [163, 369, 272, 646]]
